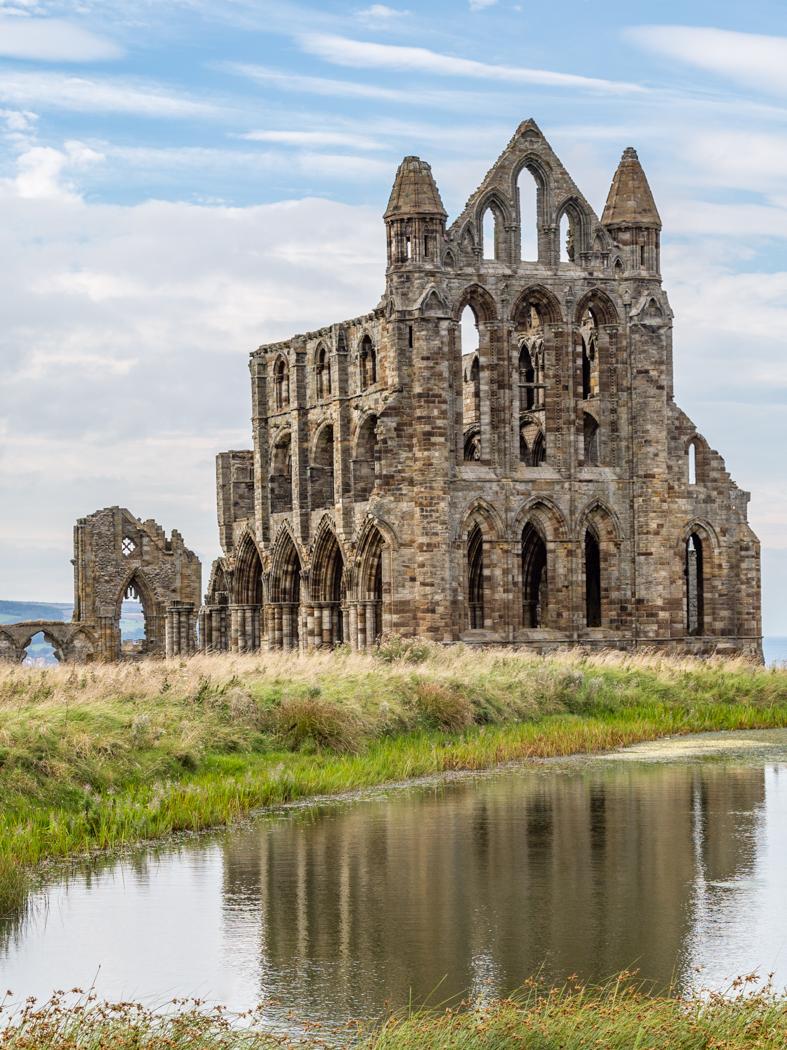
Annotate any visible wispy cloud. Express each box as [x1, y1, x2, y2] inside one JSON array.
[[223, 61, 504, 110], [298, 33, 646, 94], [239, 128, 384, 150], [0, 17, 122, 61], [469, 0, 497, 9], [0, 69, 221, 117], [357, 4, 408, 27], [626, 25, 787, 95]]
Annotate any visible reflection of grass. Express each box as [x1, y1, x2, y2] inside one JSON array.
[[2, 978, 786, 1048], [0, 644, 786, 897]]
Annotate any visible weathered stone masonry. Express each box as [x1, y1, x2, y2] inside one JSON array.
[[198, 119, 760, 658], [1, 507, 201, 662]]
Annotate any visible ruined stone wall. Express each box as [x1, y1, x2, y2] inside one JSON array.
[[204, 121, 761, 659]]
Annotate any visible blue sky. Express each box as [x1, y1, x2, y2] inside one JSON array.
[[1, 0, 786, 634]]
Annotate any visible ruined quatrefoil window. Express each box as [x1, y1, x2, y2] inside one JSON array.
[[122, 537, 136, 557]]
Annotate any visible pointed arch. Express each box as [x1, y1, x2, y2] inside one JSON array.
[[510, 284, 563, 327], [452, 283, 498, 324], [680, 520, 719, 639], [577, 499, 623, 630], [574, 288, 619, 327], [269, 527, 303, 649], [354, 517, 393, 648], [512, 495, 568, 543], [310, 421, 335, 509], [457, 496, 505, 542], [273, 354, 290, 410], [583, 411, 600, 466], [359, 332, 377, 389], [353, 411, 378, 500], [233, 530, 263, 606], [314, 341, 331, 400], [310, 521, 346, 647], [556, 196, 591, 262], [269, 428, 293, 513]]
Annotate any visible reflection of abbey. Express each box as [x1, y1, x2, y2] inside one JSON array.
[[0, 119, 762, 662], [202, 120, 761, 657]]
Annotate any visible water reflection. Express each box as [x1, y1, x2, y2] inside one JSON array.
[[2, 734, 786, 1034]]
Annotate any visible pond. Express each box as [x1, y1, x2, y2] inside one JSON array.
[[2, 729, 787, 1038]]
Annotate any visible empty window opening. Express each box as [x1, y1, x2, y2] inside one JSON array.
[[273, 356, 289, 410], [468, 524, 484, 629], [408, 324, 413, 349], [614, 258, 623, 277], [560, 212, 575, 263], [315, 345, 331, 400], [270, 433, 293, 513], [423, 235, 431, 258], [121, 536, 136, 557], [405, 235, 412, 260], [311, 425, 335, 509], [686, 533, 705, 636], [519, 345, 535, 410], [583, 413, 600, 466], [460, 304, 481, 461], [640, 244, 646, 267], [688, 441, 697, 486], [580, 307, 599, 400], [482, 208, 497, 261], [518, 167, 539, 261], [23, 631, 58, 666], [585, 528, 602, 627], [522, 523, 547, 628], [519, 417, 545, 466], [353, 413, 378, 500], [360, 334, 377, 389], [120, 582, 146, 656]]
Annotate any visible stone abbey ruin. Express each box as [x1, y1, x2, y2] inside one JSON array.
[[2, 120, 762, 662]]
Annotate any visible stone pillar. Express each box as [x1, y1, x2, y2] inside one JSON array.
[[357, 603, 366, 651], [349, 603, 358, 651], [166, 602, 195, 658]]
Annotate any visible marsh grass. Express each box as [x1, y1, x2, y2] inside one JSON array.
[[2, 979, 786, 1049], [0, 644, 786, 900]]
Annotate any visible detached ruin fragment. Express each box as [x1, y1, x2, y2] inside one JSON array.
[[0, 507, 201, 663]]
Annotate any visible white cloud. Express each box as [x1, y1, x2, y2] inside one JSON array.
[[11, 139, 102, 199], [239, 129, 384, 150], [469, 0, 497, 9], [357, 4, 407, 25], [0, 159, 385, 600], [626, 25, 787, 95], [0, 17, 121, 61], [298, 33, 646, 94], [0, 70, 221, 117]]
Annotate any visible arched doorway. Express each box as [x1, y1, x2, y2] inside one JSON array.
[[356, 525, 385, 648], [467, 523, 485, 629], [270, 532, 302, 649], [585, 528, 602, 627], [686, 532, 705, 636], [521, 523, 547, 628], [312, 528, 345, 647]]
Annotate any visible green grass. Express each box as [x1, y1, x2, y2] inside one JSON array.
[[2, 979, 786, 1048], [1, 643, 786, 913]]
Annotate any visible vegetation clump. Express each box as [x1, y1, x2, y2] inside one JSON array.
[[2, 978, 786, 1048]]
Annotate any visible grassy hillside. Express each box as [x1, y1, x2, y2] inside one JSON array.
[[0, 599, 72, 624]]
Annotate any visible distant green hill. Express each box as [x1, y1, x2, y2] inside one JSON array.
[[0, 600, 72, 625]]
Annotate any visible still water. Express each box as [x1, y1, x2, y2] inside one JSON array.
[[2, 730, 787, 1034]]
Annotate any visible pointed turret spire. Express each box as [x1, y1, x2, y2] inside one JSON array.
[[602, 147, 661, 229], [384, 156, 446, 220], [384, 156, 446, 271]]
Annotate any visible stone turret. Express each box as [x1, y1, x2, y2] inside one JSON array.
[[384, 155, 446, 270], [602, 147, 661, 275]]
